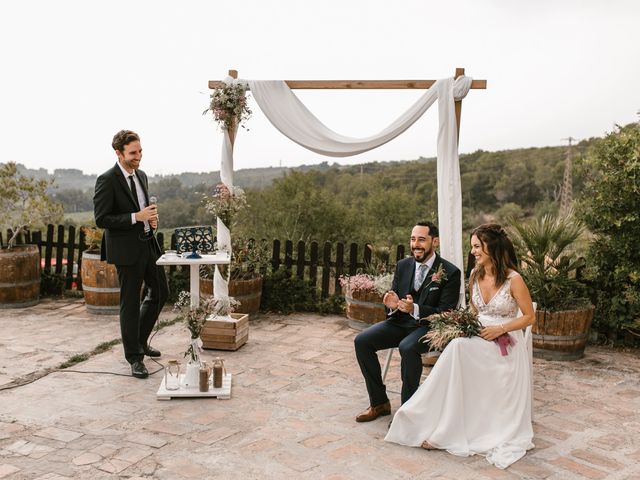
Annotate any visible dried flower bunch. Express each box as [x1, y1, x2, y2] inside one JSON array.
[[173, 291, 239, 361], [203, 183, 248, 227], [420, 307, 482, 351], [204, 82, 252, 131], [339, 272, 393, 297], [82, 227, 103, 253]]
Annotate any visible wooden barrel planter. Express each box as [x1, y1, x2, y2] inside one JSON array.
[[81, 251, 120, 315], [199, 275, 263, 315], [345, 289, 387, 331], [532, 307, 594, 361], [0, 245, 40, 308]]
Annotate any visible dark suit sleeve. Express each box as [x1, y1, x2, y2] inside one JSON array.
[[94, 173, 136, 231], [384, 264, 402, 316], [417, 267, 461, 318]]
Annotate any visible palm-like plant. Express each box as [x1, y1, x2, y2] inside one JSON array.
[[509, 213, 591, 311]]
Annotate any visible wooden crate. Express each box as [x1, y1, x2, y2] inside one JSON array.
[[201, 313, 248, 351]]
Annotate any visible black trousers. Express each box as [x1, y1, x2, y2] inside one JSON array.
[[354, 319, 430, 405], [116, 239, 169, 364]]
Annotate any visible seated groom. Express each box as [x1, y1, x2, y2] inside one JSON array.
[[353, 221, 461, 422]]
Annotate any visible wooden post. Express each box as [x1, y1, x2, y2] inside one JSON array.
[[454, 67, 464, 145], [227, 69, 238, 146]]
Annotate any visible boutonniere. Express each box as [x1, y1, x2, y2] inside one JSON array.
[[430, 264, 447, 285]]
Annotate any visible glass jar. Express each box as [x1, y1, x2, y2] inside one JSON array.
[[199, 362, 211, 392], [213, 357, 225, 388], [165, 360, 181, 391]]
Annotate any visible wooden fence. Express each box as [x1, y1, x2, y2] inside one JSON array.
[[2, 225, 406, 298]]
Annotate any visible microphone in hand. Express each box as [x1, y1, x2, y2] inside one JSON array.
[[148, 196, 158, 229]]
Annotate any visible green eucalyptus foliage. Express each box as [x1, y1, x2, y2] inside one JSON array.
[[576, 123, 640, 334]]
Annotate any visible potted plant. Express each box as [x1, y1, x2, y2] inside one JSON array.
[[509, 213, 594, 360], [0, 162, 63, 308], [80, 227, 120, 314], [199, 236, 269, 314], [340, 244, 394, 330]]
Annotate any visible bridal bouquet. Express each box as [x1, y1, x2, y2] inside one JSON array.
[[420, 307, 482, 351], [420, 308, 517, 355]]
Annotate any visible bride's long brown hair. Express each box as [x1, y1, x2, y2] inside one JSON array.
[[470, 224, 518, 288]]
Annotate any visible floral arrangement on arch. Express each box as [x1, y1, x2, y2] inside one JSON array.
[[173, 291, 239, 362], [203, 82, 252, 131], [203, 183, 248, 227]]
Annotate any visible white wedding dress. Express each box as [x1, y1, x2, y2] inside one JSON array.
[[385, 271, 534, 469]]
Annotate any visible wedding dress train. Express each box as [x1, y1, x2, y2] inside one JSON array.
[[385, 271, 534, 469]]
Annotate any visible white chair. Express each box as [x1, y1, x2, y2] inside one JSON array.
[[523, 302, 537, 420]]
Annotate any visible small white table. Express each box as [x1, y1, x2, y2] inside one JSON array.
[[156, 252, 230, 307]]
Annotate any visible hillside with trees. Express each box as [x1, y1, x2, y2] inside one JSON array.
[[5, 135, 599, 243]]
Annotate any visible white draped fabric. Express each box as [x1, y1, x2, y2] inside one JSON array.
[[247, 76, 472, 304], [213, 77, 245, 301]]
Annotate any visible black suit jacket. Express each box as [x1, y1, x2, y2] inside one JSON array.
[[388, 254, 461, 327], [94, 163, 155, 266]]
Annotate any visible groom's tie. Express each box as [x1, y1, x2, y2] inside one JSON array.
[[414, 264, 428, 291]]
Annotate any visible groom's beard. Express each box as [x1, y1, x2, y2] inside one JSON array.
[[412, 247, 433, 263]]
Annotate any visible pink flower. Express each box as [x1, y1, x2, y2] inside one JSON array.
[[430, 264, 447, 284]]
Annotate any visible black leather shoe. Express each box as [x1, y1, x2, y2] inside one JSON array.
[[143, 345, 161, 357], [131, 361, 149, 379]]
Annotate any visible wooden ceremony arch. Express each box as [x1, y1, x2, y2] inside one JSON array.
[[207, 68, 486, 310], [209, 67, 487, 153]]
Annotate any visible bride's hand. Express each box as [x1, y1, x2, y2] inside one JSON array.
[[480, 325, 504, 341]]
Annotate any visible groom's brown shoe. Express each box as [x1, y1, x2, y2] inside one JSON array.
[[355, 401, 391, 422]]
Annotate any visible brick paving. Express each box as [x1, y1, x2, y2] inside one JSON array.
[[0, 298, 639, 479]]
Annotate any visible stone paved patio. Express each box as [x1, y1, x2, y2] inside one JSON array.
[[0, 298, 639, 479]]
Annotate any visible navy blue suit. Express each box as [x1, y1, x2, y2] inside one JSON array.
[[354, 254, 461, 404]]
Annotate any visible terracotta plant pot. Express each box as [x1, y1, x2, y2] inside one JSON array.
[[0, 244, 40, 308]]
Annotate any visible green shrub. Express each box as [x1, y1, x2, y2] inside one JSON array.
[[40, 270, 65, 297], [167, 268, 189, 303], [576, 124, 640, 335], [261, 268, 317, 314]]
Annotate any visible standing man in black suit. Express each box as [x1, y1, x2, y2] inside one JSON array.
[[354, 221, 461, 421], [94, 130, 169, 379]]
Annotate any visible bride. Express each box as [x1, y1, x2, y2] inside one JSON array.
[[385, 224, 536, 469]]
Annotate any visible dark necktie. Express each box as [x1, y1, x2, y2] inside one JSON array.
[[128, 175, 141, 210]]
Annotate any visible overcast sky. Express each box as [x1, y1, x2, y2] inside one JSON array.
[[1, 0, 638, 176]]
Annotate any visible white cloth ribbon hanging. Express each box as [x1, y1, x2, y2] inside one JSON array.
[[214, 75, 249, 301], [245, 76, 472, 305]]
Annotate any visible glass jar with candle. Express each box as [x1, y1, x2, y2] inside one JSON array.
[[165, 360, 181, 391]]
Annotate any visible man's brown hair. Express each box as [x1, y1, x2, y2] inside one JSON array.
[[112, 130, 140, 152]]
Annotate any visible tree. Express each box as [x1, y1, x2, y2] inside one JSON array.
[[576, 123, 640, 335], [0, 162, 63, 247]]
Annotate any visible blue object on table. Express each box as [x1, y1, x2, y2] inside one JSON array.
[[174, 226, 215, 258]]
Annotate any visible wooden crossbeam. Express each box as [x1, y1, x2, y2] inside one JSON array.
[[208, 78, 487, 90], [209, 68, 486, 145]]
